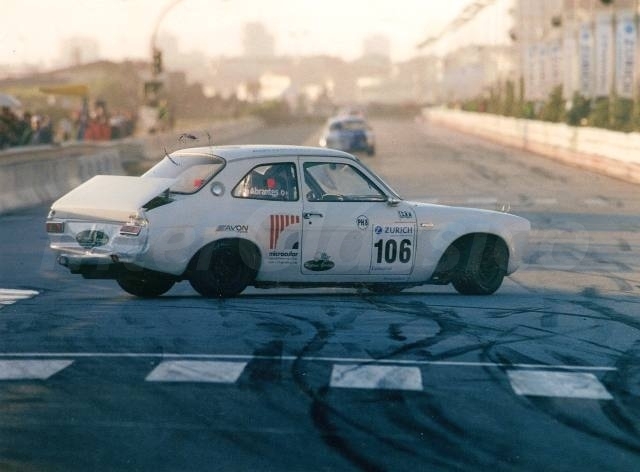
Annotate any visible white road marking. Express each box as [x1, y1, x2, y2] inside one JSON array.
[[0, 289, 38, 307], [145, 360, 247, 383], [508, 370, 613, 400], [0, 352, 618, 372], [330, 364, 423, 391], [0, 354, 620, 400], [0, 360, 73, 380]]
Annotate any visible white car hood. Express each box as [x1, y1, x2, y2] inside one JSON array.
[[51, 175, 175, 221]]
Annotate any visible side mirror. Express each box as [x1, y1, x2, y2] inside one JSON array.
[[387, 197, 401, 206]]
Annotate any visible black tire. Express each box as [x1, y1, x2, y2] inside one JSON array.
[[188, 240, 260, 298], [452, 236, 508, 295], [116, 272, 175, 297]]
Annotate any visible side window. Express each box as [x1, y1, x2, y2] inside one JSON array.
[[232, 163, 299, 201], [303, 162, 386, 202], [169, 164, 223, 194]]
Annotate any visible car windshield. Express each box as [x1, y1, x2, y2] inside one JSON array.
[[142, 151, 225, 194], [356, 158, 403, 200], [341, 119, 368, 131], [331, 119, 367, 131]]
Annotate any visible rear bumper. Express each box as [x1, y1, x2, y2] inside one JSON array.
[[57, 253, 136, 279]]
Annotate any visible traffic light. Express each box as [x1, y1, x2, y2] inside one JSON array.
[[143, 80, 163, 106], [153, 50, 163, 75]]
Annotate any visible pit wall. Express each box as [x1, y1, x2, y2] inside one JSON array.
[[423, 108, 640, 185], [0, 117, 263, 214]]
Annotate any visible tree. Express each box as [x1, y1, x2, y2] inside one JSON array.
[[589, 98, 610, 128], [566, 92, 591, 126], [540, 85, 565, 122], [502, 80, 516, 117]]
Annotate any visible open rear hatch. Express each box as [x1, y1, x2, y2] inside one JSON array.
[[51, 175, 175, 221]]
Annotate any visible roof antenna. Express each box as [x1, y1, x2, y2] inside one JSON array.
[[164, 146, 180, 166], [178, 133, 198, 144]]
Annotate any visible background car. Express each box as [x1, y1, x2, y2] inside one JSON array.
[[319, 116, 376, 155], [46, 145, 529, 298]]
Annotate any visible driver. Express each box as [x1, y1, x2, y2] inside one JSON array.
[[264, 164, 295, 200]]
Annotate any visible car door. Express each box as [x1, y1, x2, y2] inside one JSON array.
[[299, 157, 417, 276], [230, 160, 303, 278]]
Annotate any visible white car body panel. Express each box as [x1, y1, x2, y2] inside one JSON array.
[[50, 175, 174, 221], [410, 202, 529, 277], [46, 145, 530, 295]]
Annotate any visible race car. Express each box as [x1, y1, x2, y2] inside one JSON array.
[[319, 116, 375, 155], [46, 145, 530, 298]]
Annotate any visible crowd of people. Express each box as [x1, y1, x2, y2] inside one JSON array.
[[0, 100, 136, 151], [0, 107, 53, 149]]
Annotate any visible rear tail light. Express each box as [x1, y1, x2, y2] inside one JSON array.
[[119, 213, 148, 236], [46, 222, 65, 233], [119, 224, 143, 236]]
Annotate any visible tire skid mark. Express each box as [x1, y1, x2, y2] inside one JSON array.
[[291, 318, 387, 471], [480, 301, 640, 453], [603, 341, 640, 439], [291, 313, 428, 471]]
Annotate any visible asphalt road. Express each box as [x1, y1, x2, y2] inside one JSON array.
[[1, 118, 639, 471]]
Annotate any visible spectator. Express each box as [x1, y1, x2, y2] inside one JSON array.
[[57, 116, 73, 142], [16, 111, 33, 145], [30, 115, 53, 145], [84, 100, 111, 141], [0, 106, 19, 148]]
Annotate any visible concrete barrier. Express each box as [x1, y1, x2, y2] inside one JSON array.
[[0, 144, 124, 214], [423, 108, 640, 185], [0, 116, 264, 215], [129, 116, 264, 165]]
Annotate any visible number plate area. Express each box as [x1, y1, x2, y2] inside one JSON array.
[[370, 222, 416, 274]]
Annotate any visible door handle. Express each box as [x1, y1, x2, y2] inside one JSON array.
[[303, 212, 323, 219]]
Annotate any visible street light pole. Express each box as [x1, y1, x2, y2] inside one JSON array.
[[150, 0, 184, 77], [141, 0, 183, 133]]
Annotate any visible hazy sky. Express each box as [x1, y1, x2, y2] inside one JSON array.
[[1, 0, 476, 66]]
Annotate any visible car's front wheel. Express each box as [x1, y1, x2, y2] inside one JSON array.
[[188, 240, 260, 298], [117, 272, 175, 297], [452, 236, 508, 295]]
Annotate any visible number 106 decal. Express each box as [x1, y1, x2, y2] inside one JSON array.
[[370, 224, 416, 273], [374, 238, 412, 264]]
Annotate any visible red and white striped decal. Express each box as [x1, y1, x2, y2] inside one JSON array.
[[270, 214, 300, 249]]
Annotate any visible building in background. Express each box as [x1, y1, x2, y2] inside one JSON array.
[[363, 34, 391, 59], [514, 0, 638, 103], [417, 0, 516, 104], [59, 37, 101, 67], [441, 45, 515, 102], [242, 22, 276, 58]]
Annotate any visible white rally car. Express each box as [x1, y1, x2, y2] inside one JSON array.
[[46, 145, 530, 298]]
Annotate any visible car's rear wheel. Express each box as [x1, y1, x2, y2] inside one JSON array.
[[452, 236, 508, 295], [117, 272, 175, 297], [188, 240, 260, 298]]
